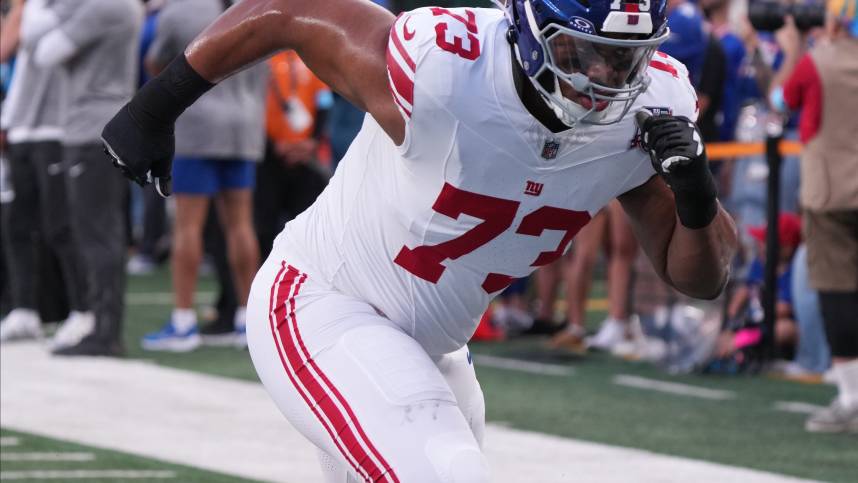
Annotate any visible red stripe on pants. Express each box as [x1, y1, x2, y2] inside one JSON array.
[[268, 262, 399, 482]]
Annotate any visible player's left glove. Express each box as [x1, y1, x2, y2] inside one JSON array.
[[102, 104, 175, 196], [636, 111, 718, 229], [101, 54, 214, 198]]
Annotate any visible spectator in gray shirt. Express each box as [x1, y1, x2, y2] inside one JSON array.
[[140, 0, 267, 352], [29, 0, 144, 356], [0, 0, 93, 349]]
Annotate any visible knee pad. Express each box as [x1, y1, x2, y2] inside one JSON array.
[[425, 431, 490, 483], [317, 449, 357, 483], [458, 382, 486, 447], [435, 347, 486, 447]]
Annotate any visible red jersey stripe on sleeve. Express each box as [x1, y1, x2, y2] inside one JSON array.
[[391, 15, 417, 71], [390, 88, 412, 118], [387, 16, 416, 120], [649, 59, 678, 78], [387, 47, 415, 106]]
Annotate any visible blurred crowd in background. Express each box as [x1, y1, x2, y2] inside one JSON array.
[[0, 0, 856, 433]]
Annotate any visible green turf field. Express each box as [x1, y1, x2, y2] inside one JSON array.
[[0, 428, 261, 482], [113, 268, 856, 482]]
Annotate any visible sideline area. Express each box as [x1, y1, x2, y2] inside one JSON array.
[[1, 342, 815, 483]]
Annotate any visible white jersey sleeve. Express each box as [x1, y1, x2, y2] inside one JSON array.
[[619, 51, 701, 195], [386, 7, 496, 157], [643, 51, 700, 121]]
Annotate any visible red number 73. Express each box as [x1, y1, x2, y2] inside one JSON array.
[[394, 183, 590, 293]]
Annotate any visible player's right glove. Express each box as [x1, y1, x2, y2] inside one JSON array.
[[635, 110, 718, 229], [101, 55, 214, 197]]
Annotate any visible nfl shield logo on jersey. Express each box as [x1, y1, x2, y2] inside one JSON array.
[[541, 140, 560, 160]]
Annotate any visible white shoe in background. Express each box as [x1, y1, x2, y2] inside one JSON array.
[[610, 316, 649, 360], [823, 368, 837, 385], [586, 317, 627, 351], [126, 254, 156, 275], [805, 399, 858, 433], [51, 311, 95, 350], [0, 309, 43, 342]]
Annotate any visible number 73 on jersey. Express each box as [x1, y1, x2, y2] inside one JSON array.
[[394, 183, 591, 294]]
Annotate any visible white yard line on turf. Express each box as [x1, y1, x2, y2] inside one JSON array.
[[0, 438, 19, 447], [473, 354, 573, 376], [613, 374, 736, 400], [0, 452, 94, 462], [0, 470, 175, 480], [125, 292, 215, 306], [773, 401, 828, 415], [1, 343, 814, 483]]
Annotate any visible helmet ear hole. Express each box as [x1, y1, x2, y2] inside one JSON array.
[[506, 26, 518, 45]]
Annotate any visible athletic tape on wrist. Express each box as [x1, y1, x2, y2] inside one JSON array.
[[129, 54, 214, 131], [674, 188, 718, 229]]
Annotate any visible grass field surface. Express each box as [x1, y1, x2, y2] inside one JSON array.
[[0, 428, 258, 482], [2, 268, 855, 482]]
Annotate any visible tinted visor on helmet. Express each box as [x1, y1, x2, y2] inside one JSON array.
[[545, 31, 656, 91], [529, 24, 668, 125]]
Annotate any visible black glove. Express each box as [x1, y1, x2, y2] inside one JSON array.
[[636, 110, 718, 229], [102, 104, 175, 197], [101, 54, 214, 198]]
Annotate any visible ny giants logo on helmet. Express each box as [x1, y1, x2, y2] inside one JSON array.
[[603, 0, 654, 34]]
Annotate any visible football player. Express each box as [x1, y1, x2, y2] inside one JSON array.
[[102, 0, 738, 480]]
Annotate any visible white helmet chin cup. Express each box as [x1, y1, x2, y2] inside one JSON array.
[[546, 74, 608, 127], [568, 73, 590, 92], [550, 98, 609, 126]]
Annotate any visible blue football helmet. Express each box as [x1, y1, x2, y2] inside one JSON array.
[[496, 0, 670, 126]]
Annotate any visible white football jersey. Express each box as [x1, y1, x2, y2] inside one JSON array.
[[276, 7, 697, 355]]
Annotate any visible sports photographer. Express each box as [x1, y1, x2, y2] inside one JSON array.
[[770, 0, 858, 434]]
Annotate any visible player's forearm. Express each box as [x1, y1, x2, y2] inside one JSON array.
[[665, 203, 737, 300]]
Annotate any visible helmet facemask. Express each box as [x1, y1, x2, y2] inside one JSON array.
[[519, 1, 670, 127]]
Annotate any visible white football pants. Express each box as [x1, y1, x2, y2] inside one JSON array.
[[247, 256, 488, 483]]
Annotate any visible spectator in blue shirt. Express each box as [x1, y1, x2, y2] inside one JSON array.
[[660, 0, 708, 87], [700, 0, 748, 140]]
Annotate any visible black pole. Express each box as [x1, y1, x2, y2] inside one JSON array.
[[763, 119, 784, 359]]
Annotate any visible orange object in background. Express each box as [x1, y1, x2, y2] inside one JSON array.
[[706, 140, 803, 160], [266, 51, 330, 145], [472, 306, 505, 342]]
